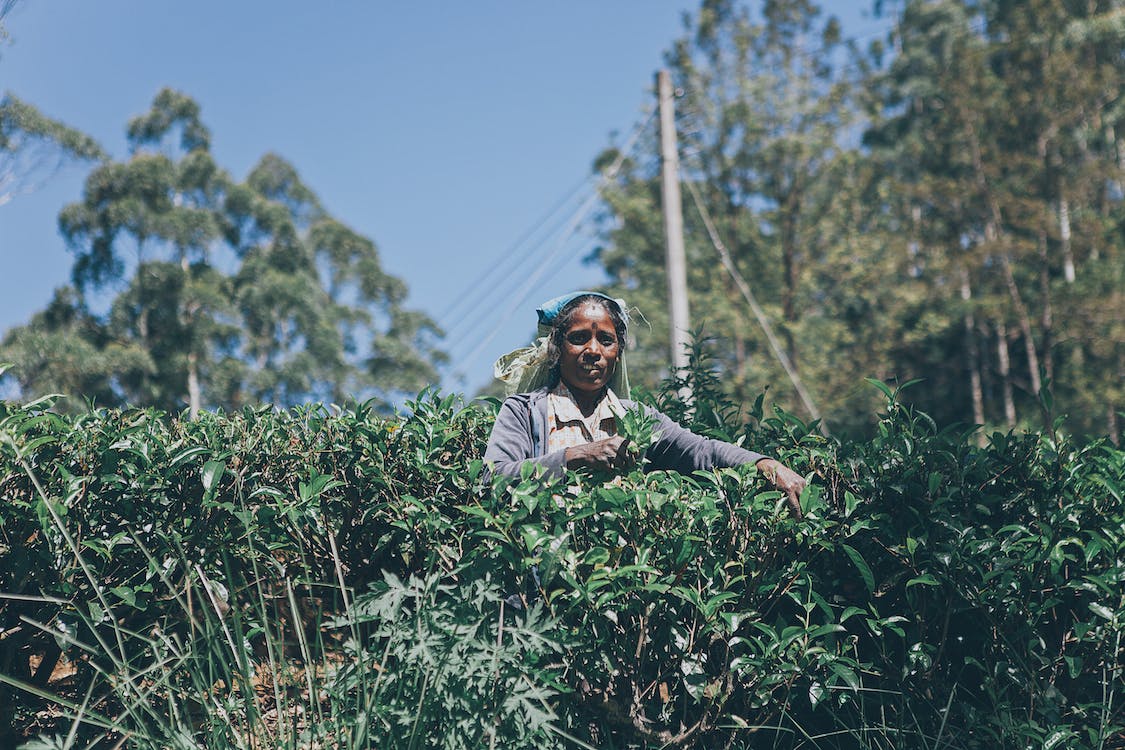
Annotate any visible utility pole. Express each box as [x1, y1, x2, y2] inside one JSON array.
[[656, 69, 692, 389]]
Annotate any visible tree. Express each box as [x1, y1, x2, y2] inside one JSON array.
[[864, 0, 1125, 439], [593, 0, 875, 432], [2, 88, 445, 414], [591, 0, 1123, 439], [2, 2, 105, 201], [0, 287, 151, 407], [0, 93, 105, 207]]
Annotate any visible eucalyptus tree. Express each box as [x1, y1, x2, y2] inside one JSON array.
[[49, 89, 239, 416], [863, 0, 999, 429], [0, 288, 150, 409], [594, 0, 869, 430], [2, 88, 444, 414], [864, 0, 1124, 438], [0, 92, 104, 207], [987, 0, 1125, 441], [223, 152, 446, 406]]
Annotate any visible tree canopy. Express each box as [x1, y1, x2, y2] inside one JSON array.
[[1, 88, 445, 415], [592, 0, 1124, 441], [2, 1, 1122, 440]]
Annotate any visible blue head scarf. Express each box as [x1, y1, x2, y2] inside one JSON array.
[[493, 291, 631, 396]]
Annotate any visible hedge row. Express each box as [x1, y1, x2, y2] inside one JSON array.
[[1, 383, 1123, 748]]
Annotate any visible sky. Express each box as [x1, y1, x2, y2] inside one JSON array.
[[1, 1, 888, 400]]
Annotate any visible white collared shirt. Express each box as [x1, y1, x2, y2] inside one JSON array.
[[546, 382, 625, 455]]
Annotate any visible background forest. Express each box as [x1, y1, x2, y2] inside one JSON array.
[[2, 2, 1124, 748], [590, 0, 1124, 442], [3, 0, 1123, 443]]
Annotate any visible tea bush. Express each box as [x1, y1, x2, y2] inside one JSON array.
[[1, 373, 1122, 748]]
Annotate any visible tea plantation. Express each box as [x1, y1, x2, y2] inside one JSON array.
[[1, 380, 1122, 748]]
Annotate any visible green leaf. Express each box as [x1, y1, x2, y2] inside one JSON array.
[[299, 472, 343, 502], [906, 574, 940, 588], [1088, 602, 1116, 621], [520, 525, 549, 553], [169, 445, 210, 470], [829, 662, 861, 691], [808, 623, 846, 638], [111, 586, 137, 607], [864, 378, 894, 401], [1044, 729, 1075, 750], [201, 459, 226, 494], [584, 547, 610, 566], [808, 681, 825, 709], [841, 543, 874, 593]]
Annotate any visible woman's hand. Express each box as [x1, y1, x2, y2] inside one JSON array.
[[565, 435, 634, 473], [755, 458, 807, 518]]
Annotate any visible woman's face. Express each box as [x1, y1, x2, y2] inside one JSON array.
[[558, 303, 621, 396]]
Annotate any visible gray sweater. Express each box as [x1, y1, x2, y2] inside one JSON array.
[[483, 387, 767, 479]]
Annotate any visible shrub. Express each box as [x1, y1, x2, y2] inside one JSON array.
[[1, 372, 1122, 748]]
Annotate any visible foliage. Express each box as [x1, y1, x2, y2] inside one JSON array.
[[616, 400, 662, 466], [331, 573, 566, 750], [0, 88, 445, 416], [1, 356, 1122, 747], [593, 0, 875, 435], [0, 91, 105, 207], [591, 0, 1125, 441]]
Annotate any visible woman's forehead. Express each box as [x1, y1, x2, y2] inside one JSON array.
[[568, 303, 612, 326]]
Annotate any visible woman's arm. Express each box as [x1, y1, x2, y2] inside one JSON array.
[[644, 405, 806, 517], [750, 457, 806, 518], [483, 395, 569, 478], [643, 407, 765, 472]]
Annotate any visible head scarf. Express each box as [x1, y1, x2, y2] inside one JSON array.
[[493, 291, 630, 396]]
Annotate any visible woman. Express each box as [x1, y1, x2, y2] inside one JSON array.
[[484, 291, 807, 516]]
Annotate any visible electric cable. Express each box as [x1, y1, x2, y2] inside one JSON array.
[[447, 110, 656, 375], [440, 184, 591, 344], [435, 173, 592, 332], [683, 176, 830, 436]]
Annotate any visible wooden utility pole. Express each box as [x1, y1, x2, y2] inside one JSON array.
[[656, 70, 692, 384]]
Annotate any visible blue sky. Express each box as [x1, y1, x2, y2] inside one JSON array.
[[1, 1, 886, 399]]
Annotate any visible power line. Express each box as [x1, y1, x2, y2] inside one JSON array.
[[441, 185, 600, 360], [439, 118, 654, 357], [683, 176, 830, 437], [447, 110, 656, 375], [439, 183, 592, 346], [440, 9, 1004, 389]]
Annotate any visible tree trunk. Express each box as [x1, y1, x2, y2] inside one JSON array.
[[180, 246, 200, 418], [1036, 134, 1055, 385], [961, 268, 986, 440], [187, 351, 201, 420], [1038, 226, 1055, 383], [1113, 350, 1124, 447], [1058, 196, 1075, 283], [780, 188, 803, 371], [998, 252, 1042, 395], [734, 330, 746, 377], [1113, 124, 1125, 205], [969, 118, 1042, 397], [997, 320, 1016, 428]]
